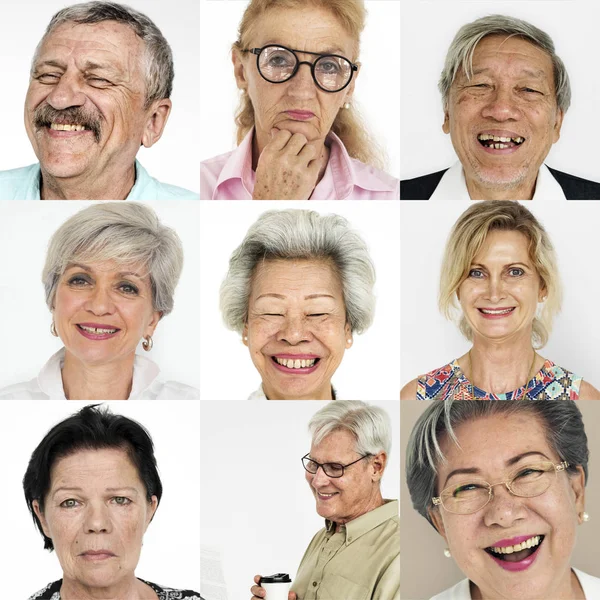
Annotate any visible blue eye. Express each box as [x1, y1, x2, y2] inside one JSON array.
[[469, 269, 484, 278], [508, 268, 525, 277]]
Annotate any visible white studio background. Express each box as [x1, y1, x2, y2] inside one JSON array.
[[0, 0, 199, 193], [0, 201, 200, 391], [0, 401, 200, 598], [400, 0, 600, 183], [400, 199, 600, 390], [200, 400, 400, 600], [199, 0, 400, 179], [199, 201, 401, 401]]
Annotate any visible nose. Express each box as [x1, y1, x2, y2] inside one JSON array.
[[310, 465, 332, 487], [83, 502, 112, 534], [480, 85, 521, 122], [84, 285, 116, 316], [277, 313, 312, 345], [483, 484, 526, 528], [286, 62, 317, 98], [484, 274, 506, 303], [45, 71, 86, 111]]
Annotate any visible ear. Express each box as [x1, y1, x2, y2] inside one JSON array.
[[242, 323, 249, 346], [344, 322, 352, 349], [442, 110, 450, 135], [232, 48, 249, 92], [141, 98, 172, 148], [552, 108, 564, 144], [428, 505, 448, 542], [370, 451, 387, 482], [145, 311, 162, 338], [570, 466, 586, 522], [33, 500, 52, 539], [538, 284, 547, 303], [145, 495, 159, 528]]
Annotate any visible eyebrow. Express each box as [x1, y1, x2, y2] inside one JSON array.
[[262, 41, 346, 55], [443, 451, 552, 487], [65, 263, 144, 279], [470, 262, 531, 269], [52, 486, 140, 498], [255, 293, 336, 301], [470, 67, 548, 80]]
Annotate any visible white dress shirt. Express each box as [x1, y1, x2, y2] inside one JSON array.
[[0, 348, 199, 400], [430, 568, 600, 599], [429, 161, 566, 202], [247, 383, 341, 400]]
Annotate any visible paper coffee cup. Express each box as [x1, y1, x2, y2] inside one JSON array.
[[259, 573, 291, 600]]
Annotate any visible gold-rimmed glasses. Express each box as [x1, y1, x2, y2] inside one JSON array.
[[432, 461, 569, 515]]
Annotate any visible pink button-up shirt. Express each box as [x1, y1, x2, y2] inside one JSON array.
[[201, 128, 399, 200]]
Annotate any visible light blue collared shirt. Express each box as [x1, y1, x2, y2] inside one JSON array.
[[0, 159, 199, 200]]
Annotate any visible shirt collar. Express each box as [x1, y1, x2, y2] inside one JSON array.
[[430, 161, 566, 201], [214, 128, 395, 200], [325, 499, 398, 544], [37, 347, 160, 399]]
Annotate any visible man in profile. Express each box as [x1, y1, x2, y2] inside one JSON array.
[[401, 15, 600, 200], [0, 1, 198, 200]]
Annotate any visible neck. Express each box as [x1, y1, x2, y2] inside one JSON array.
[[62, 350, 136, 400], [470, 566, 585, 600], [460, 334, 542, 395], [263, 381, 334, 400], [40, 163, 136, 200], [334, 490, 385, 533], [60, 575, 157, 600], [465, 174, 537, 201]]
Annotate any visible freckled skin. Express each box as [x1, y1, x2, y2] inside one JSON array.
[[306, 429, 385, 529], [33, 448, 159, 600], [430, 414, 586, 600], [233, 7, 357, 199], [25, 21, 171, 200], [243, 259, 352, 400], [443, 35, 564, 200]]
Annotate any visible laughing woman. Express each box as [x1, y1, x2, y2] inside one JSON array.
[[406, 400, 600, 599]]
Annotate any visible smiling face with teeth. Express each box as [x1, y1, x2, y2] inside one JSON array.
[[25, 21, 171, 199], [458, 229, 545, 344], [243, 258, 352, 400], [53, 260, 160, 368], [442, 35, 564, 200], [429, 413, 586, 599]]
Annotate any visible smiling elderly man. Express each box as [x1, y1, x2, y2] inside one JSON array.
[[250, 401, 400, 600], [0, 2, 198, 200], [401, 15, 600, 200]]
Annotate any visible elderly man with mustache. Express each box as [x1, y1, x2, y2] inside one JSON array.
[[0, 1, 198, 200]]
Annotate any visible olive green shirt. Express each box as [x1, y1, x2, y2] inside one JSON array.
[[291, 499, 399, 600]]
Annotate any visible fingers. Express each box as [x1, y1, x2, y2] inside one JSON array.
[[254, 575, 261, 584], [251, 586, 265, 599], [289, 592, 298, 600], [268, 128, 293, 151], [268, 129, 310, 156]]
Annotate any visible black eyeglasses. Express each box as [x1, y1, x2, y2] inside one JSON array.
[[301, 453, 371, 478], [243, 44, 358, 93]]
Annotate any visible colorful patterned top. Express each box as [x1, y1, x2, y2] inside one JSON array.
[[416, 359, 582, 400]]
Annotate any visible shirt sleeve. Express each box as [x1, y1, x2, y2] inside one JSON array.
[[372, 554, 400, 600]]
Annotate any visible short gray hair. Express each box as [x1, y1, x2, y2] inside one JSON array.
[[43, 202, 183, 315], [406, 401, 589, 528], [309, 401, 391, 457], [439, 15, 571, 114], [220, 209, 376, 334], [33, 1, 173, 108]]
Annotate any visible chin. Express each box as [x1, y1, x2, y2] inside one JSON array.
[[276, 120, 320, 139]]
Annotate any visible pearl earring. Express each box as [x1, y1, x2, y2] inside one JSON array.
[[582, 512, 590, 522], [343, 102, 351, 110], [443, 548, 451, 558]]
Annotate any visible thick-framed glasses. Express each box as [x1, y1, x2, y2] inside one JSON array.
[[243, 44, 358, 93], [432, 461, 569, 515], [301, 453, 371, 478]]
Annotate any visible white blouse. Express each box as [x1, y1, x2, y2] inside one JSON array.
[[0, 348, 199, 400], [247, 384, 341, 400], [430, 568, 600, 600]]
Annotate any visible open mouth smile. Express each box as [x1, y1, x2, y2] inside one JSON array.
[[76, 323, 121, 340], [271, 355, 321, 373], [485, 534, 544, 572], [477, 307, 515, 319]]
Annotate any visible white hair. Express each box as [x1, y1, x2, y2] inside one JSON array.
[[42, 202, 183, 315], [220, 209, 376, 334], [309, 401, 391, 456]]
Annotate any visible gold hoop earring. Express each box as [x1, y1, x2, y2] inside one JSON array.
[[142, 335, 153, 351], [50, 322, 58, 337]]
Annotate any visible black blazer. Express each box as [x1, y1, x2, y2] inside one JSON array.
[[400, 167, 600, 200]]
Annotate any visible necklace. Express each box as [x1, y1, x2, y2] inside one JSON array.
[[467, 349, 539, 392]]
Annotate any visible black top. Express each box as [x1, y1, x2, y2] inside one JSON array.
[[28, 578, 203, 600], [400, 166, 600, 200]]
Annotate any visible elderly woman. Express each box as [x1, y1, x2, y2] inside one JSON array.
[[0, 202, 198, 400], [401, 201, 599, 399], [200, 0, 399, 200], [405, 400, 600, 599], [221, 209, 375, 400], [251, 400, 399, 599], [25, 404, 202, 599]]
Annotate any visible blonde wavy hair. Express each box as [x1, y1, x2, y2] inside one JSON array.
[[439, 201, 561, 349], [232, 0, 385, 170]]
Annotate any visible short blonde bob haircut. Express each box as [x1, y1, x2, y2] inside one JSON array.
[[231, 0, 385, 170], [43, 202, 184, 316], [439, 201, 561, 348]]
